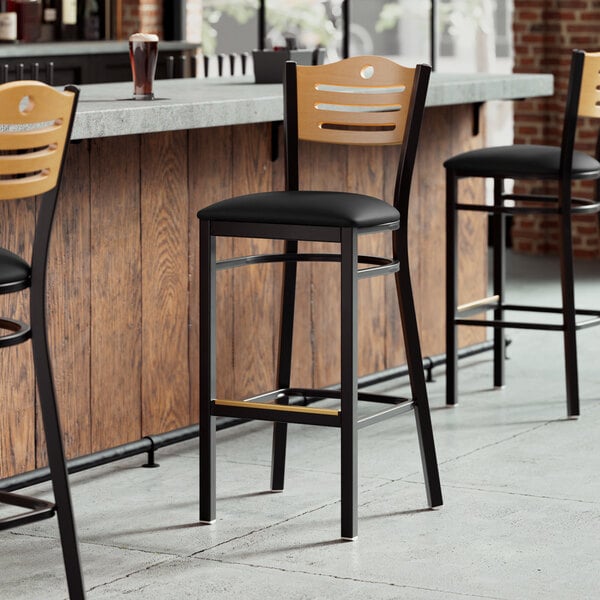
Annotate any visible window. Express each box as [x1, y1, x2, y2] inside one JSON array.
[[200, 1, 512, 74]]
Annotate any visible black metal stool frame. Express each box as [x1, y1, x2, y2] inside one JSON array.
[[0, 82, 85, 599], [199, 57, 442, 540], [446, 49, 600, 418]]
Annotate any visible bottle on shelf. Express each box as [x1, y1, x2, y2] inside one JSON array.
[[60, 0, 77, 40], [0, 1, 17, 43], [78, 0, 103, 40], [11, 0, 42, 43], [39, 0, 57, 40]]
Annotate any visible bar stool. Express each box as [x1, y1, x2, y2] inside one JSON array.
[[445, 49, 600, 417], [0, 82, 85, 598], [197, 56, 443, 540]]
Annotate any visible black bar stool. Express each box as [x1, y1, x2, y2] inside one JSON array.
[[445, 49, 600, 417], [0, 81, 85, 598], [197, 56, 443, 540]]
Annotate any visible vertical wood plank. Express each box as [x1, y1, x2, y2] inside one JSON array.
[[348, 145, 387, 377], [0, 400, 35, 477], [0, 198, 36, 477], [382, 144, 408, 370], [409, 106, 452, 358], [386, 105, 487, 370], [89, 135, 142, 451], [141, 131, 190, 435], [300, 140, 348, 389], [189, 126, 235, 420], [41, 140, 92, 464], [453, 106, 488, 349], [231, 123, 281, 399]]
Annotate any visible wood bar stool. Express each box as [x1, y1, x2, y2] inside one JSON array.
[[0, 82, 84, 598], [445, 49, 600, 417], [197, 56, 443, 540]]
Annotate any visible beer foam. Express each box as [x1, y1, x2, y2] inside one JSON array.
[[129, 33, 159, 42]]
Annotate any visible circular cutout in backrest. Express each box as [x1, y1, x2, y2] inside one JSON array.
[[18, 95, 34, 115], [360, 65, 374, 80]]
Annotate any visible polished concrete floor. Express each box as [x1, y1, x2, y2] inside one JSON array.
[[2, 250, 600, 599]]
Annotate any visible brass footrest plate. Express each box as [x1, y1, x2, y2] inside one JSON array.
[[212, 399, 340, 427]]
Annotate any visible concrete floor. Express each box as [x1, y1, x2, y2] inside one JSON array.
[[2, 250, 600, 599]]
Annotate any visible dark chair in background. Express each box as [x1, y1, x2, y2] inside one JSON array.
[[197, 56, 442, 540], [0, 82, 85, 598], [445, 49, 600, 418]]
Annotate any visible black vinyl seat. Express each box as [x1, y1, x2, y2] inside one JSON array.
[[445, 49, 600, 418], [197, 55, 443, 541], [446, 144, 600, 180], [0, 82, 85, 599], [0, 248, 30, 292], [199, 190, 400, 227]]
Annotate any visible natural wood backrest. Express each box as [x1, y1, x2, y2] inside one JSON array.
[[577, 51, 600, 119], [0, 81, 76, 201], [295, 55, 416, 146]]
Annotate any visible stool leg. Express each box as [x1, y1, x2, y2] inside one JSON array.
[[271, 241, 298, 492], [340, 228, 358, 540], [199, 220, 217, 522], [395, 232, 443, 510], [558, 212, 580, 417], [31, 288, 85, 599], [492, 178, 506, 389], [445, 169, 458, 405]]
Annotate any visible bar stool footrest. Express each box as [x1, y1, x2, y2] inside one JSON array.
[[0, 490, 56, 530], [284, 387, 411, 405], [455, 302, 600, 331], [0, 317, 31, 348], [211, 386, 414, 428]]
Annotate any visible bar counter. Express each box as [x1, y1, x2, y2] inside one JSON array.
[[0, 73, 553, 479], [69, 72, 553, 139]]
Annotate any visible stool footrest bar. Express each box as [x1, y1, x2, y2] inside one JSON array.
[[283, 387, 409, 405], [457, 295, 500, 317], [455, 318, 564, 331], [0, 490, 56, 530], [358, 400, 414, 428], [455, 303, 600, 331], [357, 391, 411, 404], [0, 317, 31, 348], [216, 253, 399, 279]]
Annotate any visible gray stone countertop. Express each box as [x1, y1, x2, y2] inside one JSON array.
[[0, 40, 199, 58], [70, 72, 554, 141]]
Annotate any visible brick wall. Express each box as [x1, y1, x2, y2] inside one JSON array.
[[121, 0, 162, 38], [512, 0, 600, 257]]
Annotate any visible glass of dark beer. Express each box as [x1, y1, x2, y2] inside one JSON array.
[[129, 33, 159, 100]]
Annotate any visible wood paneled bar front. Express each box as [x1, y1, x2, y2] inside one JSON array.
[[0, 73, 553, 479]]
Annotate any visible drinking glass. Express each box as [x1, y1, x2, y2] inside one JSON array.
[[129, 33, 159, 100]]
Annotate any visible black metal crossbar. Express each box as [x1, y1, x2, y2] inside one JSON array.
[[456, 301, 600, 331], [0, 490, 56, 530], [216, 252, 398, 279]]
